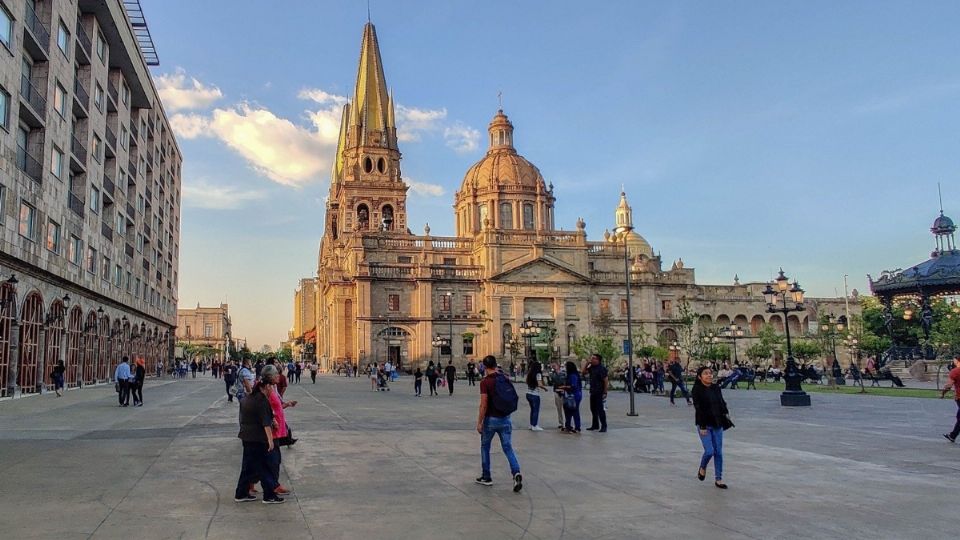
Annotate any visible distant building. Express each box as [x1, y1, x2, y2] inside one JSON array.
[[176, 304, 231, 360], [0, 0, 182, 397], [291, 278, 316, 361]]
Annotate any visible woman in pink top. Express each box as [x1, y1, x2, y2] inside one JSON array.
[[263, 368, 297, 495]]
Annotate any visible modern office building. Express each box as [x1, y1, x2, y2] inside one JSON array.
[[0, 0, 181, 397]]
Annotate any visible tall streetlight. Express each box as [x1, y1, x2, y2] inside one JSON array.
[[519, 315, 541, 370], [763, 268, 810, 406], [723, 324, 746, 366], [843, 334, 864, 392], [613, 224, 638, 416], [820, 314, 845, 385], [445, 292, 454, 364]]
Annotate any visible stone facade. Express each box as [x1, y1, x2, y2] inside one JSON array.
[[175, 304, 231, 355], [314, 23, 856, 372], [0, 1, 181, 397]]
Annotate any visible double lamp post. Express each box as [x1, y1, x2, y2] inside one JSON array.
[[763, 268, 810, 407]]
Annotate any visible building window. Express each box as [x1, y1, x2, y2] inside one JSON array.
[[121, 82, 129, 106], [92, 135, 102, 163], [599, 298, 610, 316], [661, 300, 673, 317], [463, 335, 474, 356], [126, 271, 132, 292], [94, 83, 104, 111], [135, 278, 141, 296], [101, 256, 110, 281], [57, 20, 70, 55], [464, 295, 473, 312], [120, 126, 127, 149], [0, 185, 5, 223], [523, 203, 535, 230], [68, 235, 81, 265], [388, 294, 399, 312], [51, 147, 64, 179], [86, 247, 97, 274], [137, 194, 144, 213], [499, 202, 513, 229], [113, 264, 122, 287], [620, 298, 628, 316], [18, 201, 36, 240], [46, 219, 61, 253], [136, 233, 143, 253], [440, 293, 451, 312], [397, 255, 412, 264], [90, 187, 100, 214], [0, 5, 11, 48], [54, 83, 67, 117], [204, 324, 213, 337], [0, 87, 9, 130], [96, 32, 106, 61], [115, 213, 125, 236]]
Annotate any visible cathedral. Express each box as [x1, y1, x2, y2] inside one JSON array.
[[313, 23, 854, 371]]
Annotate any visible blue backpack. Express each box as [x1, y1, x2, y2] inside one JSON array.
[[490, 374, 519, 415]]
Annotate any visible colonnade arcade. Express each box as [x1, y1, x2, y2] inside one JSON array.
[[0, 282, 171, 398]]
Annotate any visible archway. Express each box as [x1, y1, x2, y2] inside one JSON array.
[[110, 319, 122, 379], [787, 315, 802, 336], [750, 315, 765, 334], [66, 307, 83, 388], [716, 314, 731, 327], [82, 311, 98, 384], [97, 315, 110, 381], [733, 315, 749, 329], [659, 327, 678, 345], [17, 291, 43, 393], [770, 314, 784, 333], [0, 283, 13, 397], [44, 299, 65, 389]]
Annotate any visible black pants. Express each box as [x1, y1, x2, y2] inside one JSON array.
[[428, 377, 438, 395], [131, 381, 143, 405], [414, 379, 422, 395], [118, 379, 130, 406], [589, 391, 607, 429], [468, 374, 476, 386], [447, 377, 455, 395], [224, 379, 235, 401], [235, 441, 277, 500], [311, 371, 317, 383], [950, 400, 960, 440], [669, 379, 690, 404]]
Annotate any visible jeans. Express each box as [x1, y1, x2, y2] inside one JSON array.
[[698, 426, 724, 480], [235, 441, 277, 500], [480, 416, 520, 479], [117, 379, 130, 406], [554, 392, 564, 426], [564, 394, 582, 431], [266, 445, 282, 487], [224, 379, 235, 401], [526, 393, 541, 427], [447, 377, 455, 395], [414, 379, 422, 395], [588, 391, 606, 429], [428, 377, 438, 395], [670, 379, 690, 404], [131, 381, 143, 405], [311, 371, 317, 383], [950, 400, 960, 440]]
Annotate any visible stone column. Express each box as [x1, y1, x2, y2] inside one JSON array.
[[5, 293, 21, 397], [36, 325, 47, 394]]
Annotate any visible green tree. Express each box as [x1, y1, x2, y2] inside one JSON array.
[[572, 335, 620, 368], [674, 297, 699, 367], [745, 342, 772, 364], [791, 340, 822, 362]]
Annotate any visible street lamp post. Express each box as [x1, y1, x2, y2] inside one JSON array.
[[669, 340, 681, 362], [843, 334, 864, 392], [519, 316, 541, 373], [763, 268, 810, 406], [821, 315, 845, 385], [723, 324, 745, 365], [445, 292, 454, 365], [613, 225, 639, 417]]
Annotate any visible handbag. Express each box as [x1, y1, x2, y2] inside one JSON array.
[[563, 392, 576, 409], [721, 414, 735, 431], [114, 382, 119, 393]]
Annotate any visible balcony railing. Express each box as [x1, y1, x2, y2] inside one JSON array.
[[70, 133, 87, 164], [145, 187, 152, 201], [20, 75, 47, 120], [105, 125, 117, 150], [107, 81, 119, 104], [16, 145, 43, 184], [130, 121, 139, 142], [144, 224, 152, 238], [127, 159, 136, 178], [101, 222, 113, 241], [127, 202, 135, 218], [103, 174, 116, 198], [125, 243, 134, 259], [73, 79, 90, 111], [75, 20, 92, 59], [68, 192, 85, 217], [24, 1, 50, 53]]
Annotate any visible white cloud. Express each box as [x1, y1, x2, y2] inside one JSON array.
[[298, 88, 349, 106], [396, 105, 447, 142], [407, 179, 445, 197], [182, 179, 265, 210], [156, 68, 223, 111], [169, 113, 210, 139], [443, 122, 481, 153]]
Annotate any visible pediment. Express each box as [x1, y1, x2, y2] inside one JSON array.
[[491, 258, 589, 284]]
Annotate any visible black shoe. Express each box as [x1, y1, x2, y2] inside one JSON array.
[[513, 473, 523, 493], [475, 477, 493, 486], [234, 495, 257, 503], [944, 434, 956, 443], [715, 481, 728, 489], [598, 428, 607, 433], [262, 497, 285, 504], [697, 468, 706, 481], [586, 427, 598, 431], [287, 438, 298, 446]]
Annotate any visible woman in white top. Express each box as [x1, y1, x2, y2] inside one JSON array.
[[525, 364, 548, 431]]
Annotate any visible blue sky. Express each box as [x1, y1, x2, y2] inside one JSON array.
[[146, 1, 960, 349]]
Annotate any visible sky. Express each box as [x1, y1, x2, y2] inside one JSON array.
[[144, 1, 960, 350]]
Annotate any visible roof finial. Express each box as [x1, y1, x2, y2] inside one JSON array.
[[367, 0, 371, 22], [497, 90, 503, 111], [939, 181, 944, 215]]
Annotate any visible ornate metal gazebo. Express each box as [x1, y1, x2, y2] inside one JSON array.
[[869, 209, 960, 364]]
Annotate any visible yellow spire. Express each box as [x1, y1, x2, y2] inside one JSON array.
[[333, 103, 350, 183], [352, 22, 391, 138], [615, 191, 633, 229], [386, 88, 396, 129]]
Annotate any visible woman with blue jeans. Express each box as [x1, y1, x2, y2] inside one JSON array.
[[525, 365, 546, 431], [691, 366, 731, 489], [560, 361, 582, 433]]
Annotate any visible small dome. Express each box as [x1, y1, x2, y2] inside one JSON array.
[[458, 109, 548, 195], [623, 230, 653, 259], [933, 212, 956, 235]]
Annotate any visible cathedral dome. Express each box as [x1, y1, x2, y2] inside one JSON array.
[[610, 191, 653, 258], [459, 110, 548, 195]]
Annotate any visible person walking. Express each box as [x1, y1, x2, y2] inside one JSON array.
[[414, 367, 423, 397], [115, 356, 132, 407], [467, 360, 477, 386], [475, 355, 522, 492], [310, 362, 318, 384], [236, 359, 255, 401], [445, 360, 457, 396], [234, 366, 283, 504], [940, 356, 960, 443], [131, 358, 146, 407], [549, 363, 566, 429], [584, 354, 609, 432], [524, 363, 547, 431], [691, 366, 732, 489], [50, 360, 66, 397], [369, 363, 378, 391], [295, 361, 303, 384], [667, 358, 692, 406], [560, 361, 582, 433], [426, 361, 439, 396], [223, 360, 238, 402]]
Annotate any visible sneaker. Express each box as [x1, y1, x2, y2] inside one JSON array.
[[474, 477, 493, 486], [275, 486, 292, 495], [513, 473, 523, 493], [944, 434, 956, 443], [234, 495, 257, 503], [531, 426, 544, 431], [262, 497, 285, 504]]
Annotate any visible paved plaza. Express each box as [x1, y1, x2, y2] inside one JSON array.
[[0, 375, 957, 539]]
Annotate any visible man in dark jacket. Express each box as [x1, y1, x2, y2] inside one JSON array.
[[584, 354, 609, 432], [668, 358, 692, 406]]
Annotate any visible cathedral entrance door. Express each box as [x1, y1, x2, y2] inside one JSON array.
[[388, 346, 401, 372]]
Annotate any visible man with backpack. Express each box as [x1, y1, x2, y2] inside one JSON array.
[[475, 355, 522, 493]]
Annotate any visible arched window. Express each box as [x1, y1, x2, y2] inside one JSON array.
[[478, 204, 489, 230], [566, 324, 577, 356], [523, 203, 535, 230], [357, 204, 369, 230], [17, 292, 43, 393], [111, 319, 122, 378], [83, 311, 98, 384], [363, 157, 373, 173], [331, 218, 338, 240], [45, 300, 65, 389], [377, 157, 386, 174], [502, 323, 513, 356], [381, 204, 394, 231], [0, 284, 13, 397], [66, 307, 83, 388], [499, 202, 513, 230], [97, 315, 111, 381]]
